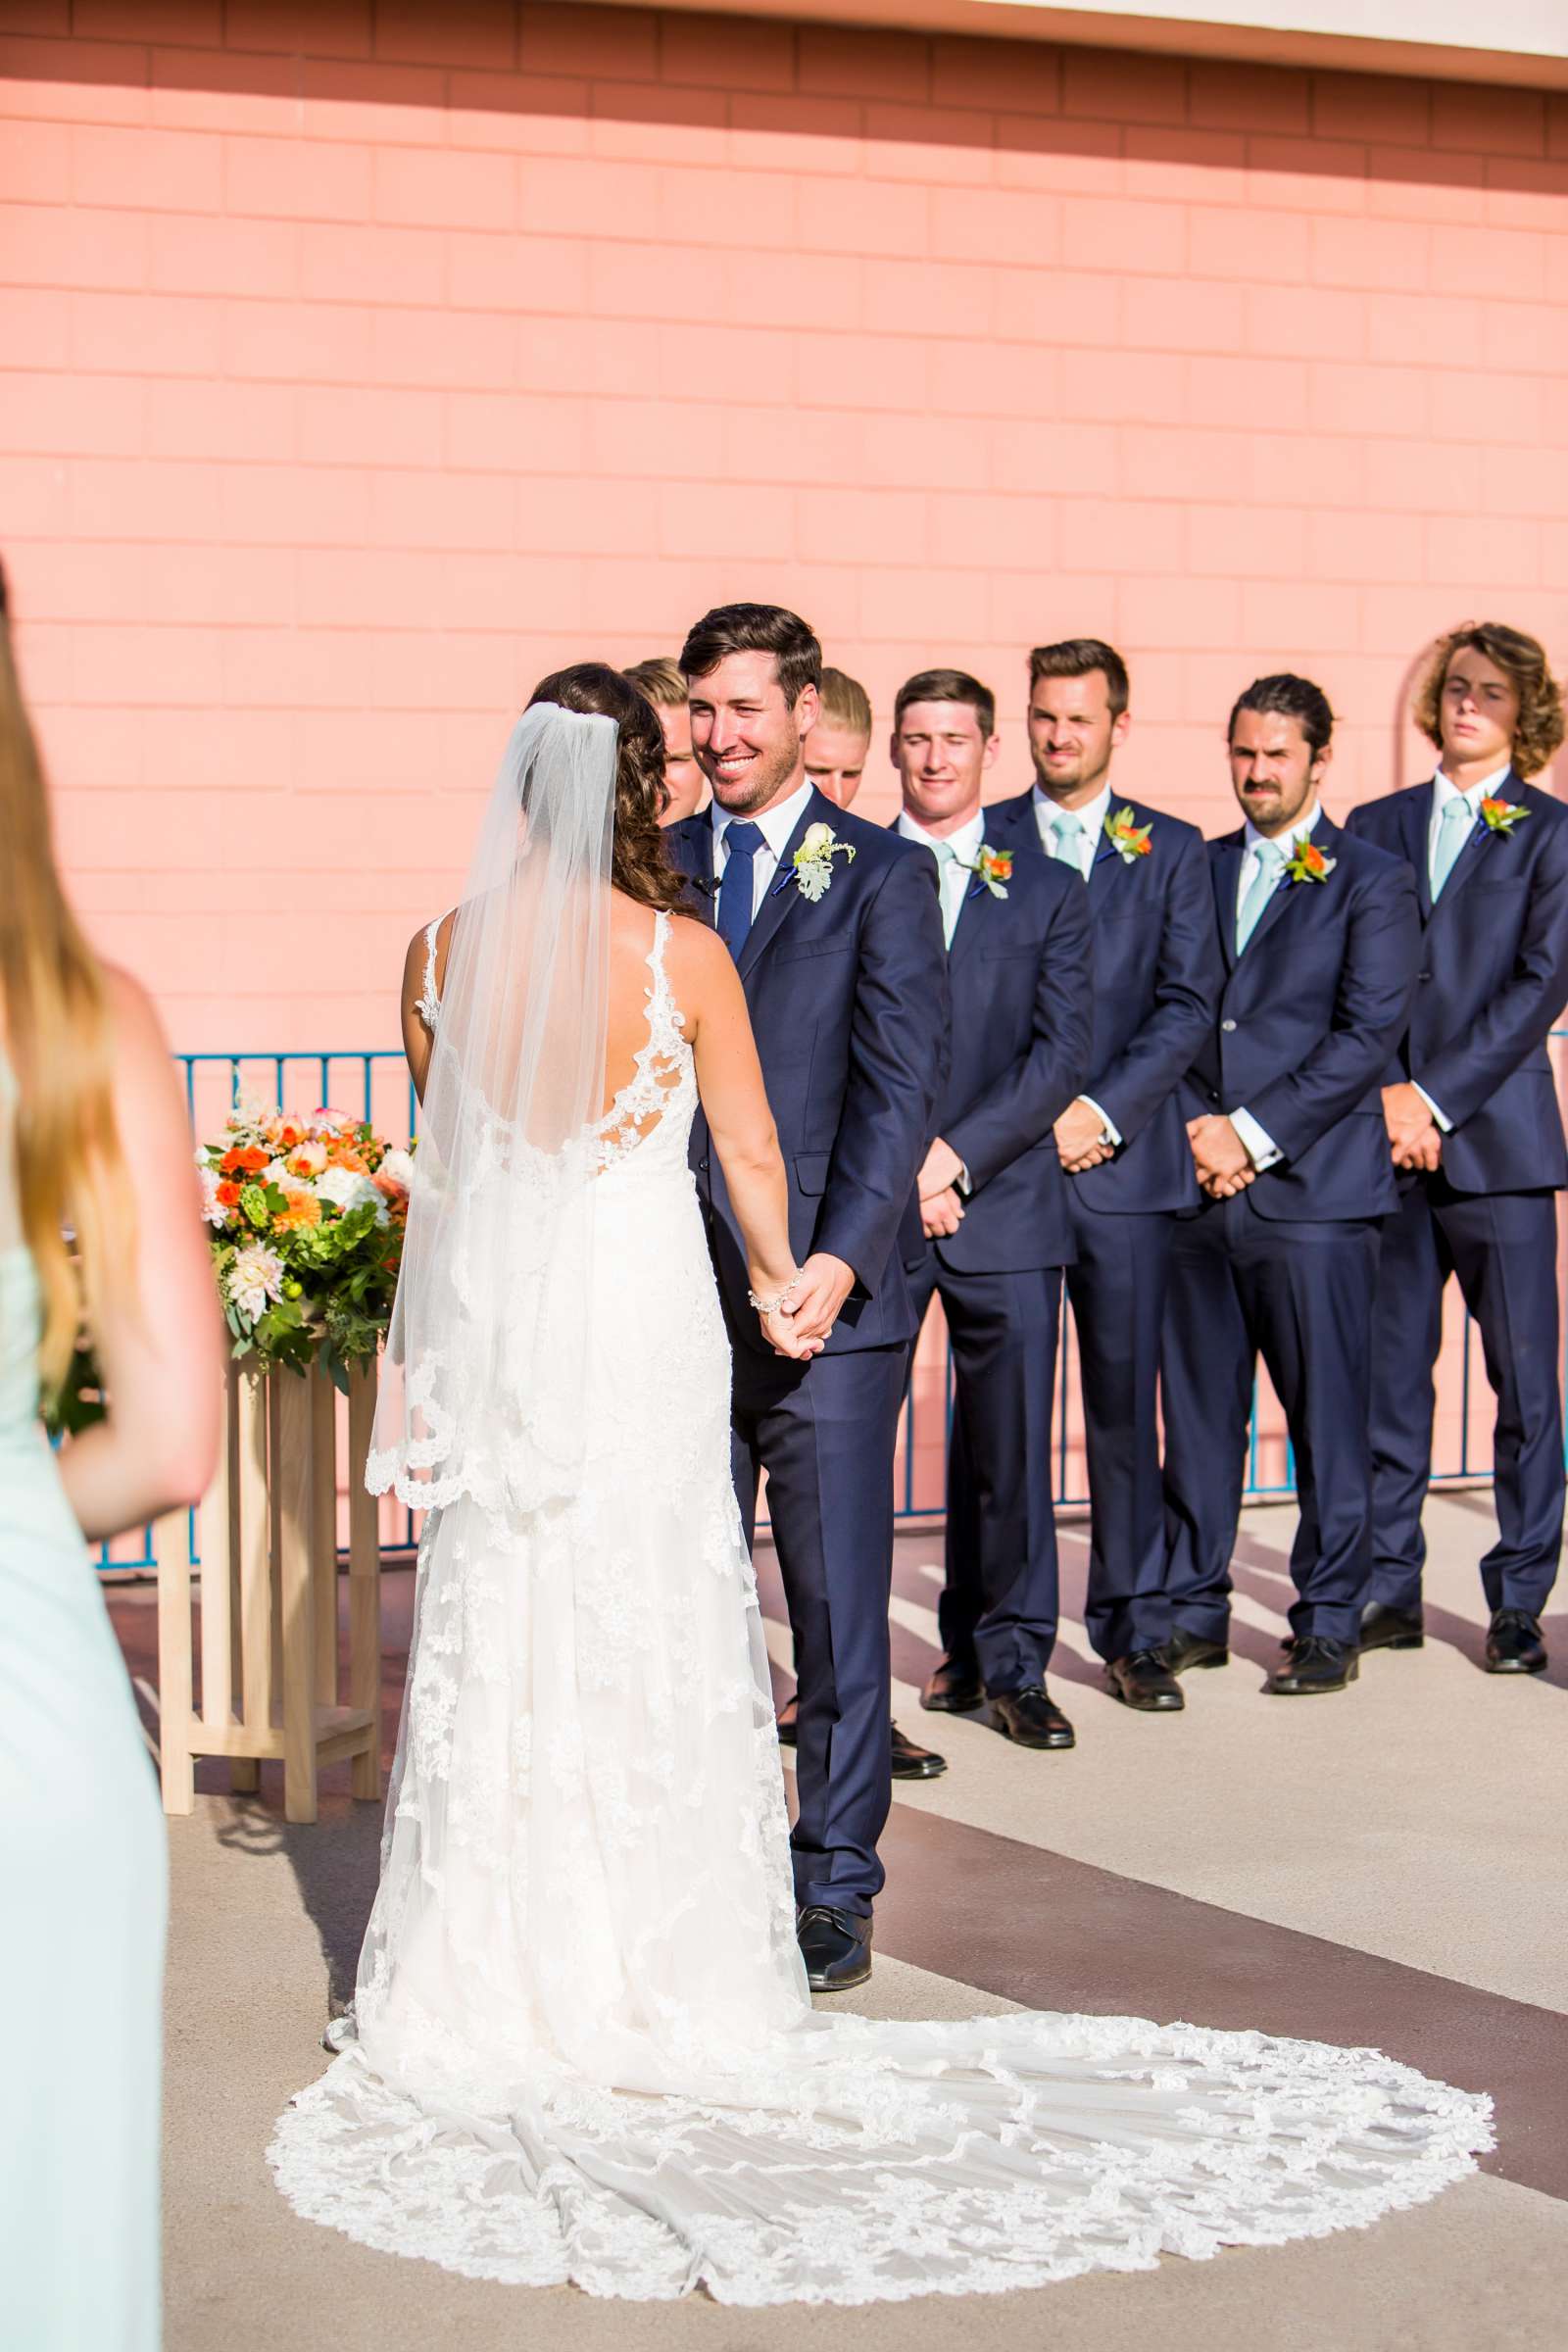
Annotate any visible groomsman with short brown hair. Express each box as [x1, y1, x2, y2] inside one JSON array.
[[978, 641, 1221, 1712]]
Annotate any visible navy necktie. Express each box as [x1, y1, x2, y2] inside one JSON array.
[[716, 821, 764, 960]]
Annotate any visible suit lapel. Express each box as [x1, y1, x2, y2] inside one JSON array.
[[1089, 834, 1120, 889], [1212, 834, 1245, 974], [980, 789, 1039, 858], [667, 813, 716, 923], [1246, 813, 1346, 961], [1399, 779, 1436, 921], [736, 788, 831, 980], [1430, 769, 1516, 920]]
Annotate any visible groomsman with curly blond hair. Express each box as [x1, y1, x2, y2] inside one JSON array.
[[1347, 622, 1568, 1677]]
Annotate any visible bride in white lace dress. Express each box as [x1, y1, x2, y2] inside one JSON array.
[[270, 669, 1491, 2305]]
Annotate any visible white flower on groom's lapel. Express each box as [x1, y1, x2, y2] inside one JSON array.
[[778, 820, 856, 904]]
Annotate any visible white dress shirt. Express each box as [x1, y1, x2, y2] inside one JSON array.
[[1415, 767, 1509, 1136], [897, 807, 985, 949], [711, 778, 816, 922], [1033, 779, 1111, 879], [1227, 800, 1323, 1173]]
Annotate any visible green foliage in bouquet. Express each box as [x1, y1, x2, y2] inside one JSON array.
[[199, 1103, 413, 1392]]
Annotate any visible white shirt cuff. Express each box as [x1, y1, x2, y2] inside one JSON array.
[[1080, 1096, 1120, 1149], [1230, 1107, 1284, 1171], [956, 1162, 972, 1197], [1413, 1084, 1452, 1134]]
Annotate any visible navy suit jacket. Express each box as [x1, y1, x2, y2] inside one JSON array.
[[1345, 773, 1568, 1195], [667, 786, 949, 1357], [900, 814, 1093, 1274], [1183, 813, 1421, 1222], [984, 788, 1221, 1213]]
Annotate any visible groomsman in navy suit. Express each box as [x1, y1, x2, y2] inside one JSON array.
[[666, 605, 948, 1993], [979, 642, 1221, 1711], [1345, 622, 1568, 1675], [1160, 675, 1420, 1694], [891, 671, 1094, 1748]]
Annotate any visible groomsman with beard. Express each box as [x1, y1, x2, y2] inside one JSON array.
[[1345, 623, 1568, 1675], [1160, 676, 1420, 1694], [895, 670, 1094, 1747], [975, 642, 1221, 1712], [666, 605, 948, 1992]]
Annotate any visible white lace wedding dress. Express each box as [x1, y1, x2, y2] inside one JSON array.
[[270, 908, 1492, 2305]]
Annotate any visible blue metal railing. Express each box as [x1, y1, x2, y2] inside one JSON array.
[[91, 1041, 1567, 1573]]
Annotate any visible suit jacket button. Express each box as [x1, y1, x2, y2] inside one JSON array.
[[698, 1157, 710, 1172], [1221, 1018, 1237, 1032], [1419, 971, 1432, 982]]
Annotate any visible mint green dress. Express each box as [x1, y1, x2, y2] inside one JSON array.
[[0, 1056, 165, 2349]]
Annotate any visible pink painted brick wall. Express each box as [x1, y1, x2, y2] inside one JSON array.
[[1, 3, 1565, 1060]]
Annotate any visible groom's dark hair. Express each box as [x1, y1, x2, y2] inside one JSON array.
[[680, 604, 821, 708]]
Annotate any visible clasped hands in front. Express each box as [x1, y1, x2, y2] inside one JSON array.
[[754, 1251, 857, 1361], [1186, 1114, 1256, 1200], [1186, 1082, 1444, 1202], [1382, 1081, 1443, 1173]]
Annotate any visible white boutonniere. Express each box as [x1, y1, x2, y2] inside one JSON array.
[[784, 819, 856, 903]]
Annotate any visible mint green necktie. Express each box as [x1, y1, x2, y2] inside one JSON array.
[[1049, 811, 1085, 873], [1430, 796, 1476, 901], [1236, 838, 1287, 954], [930, 838, 962, 949]]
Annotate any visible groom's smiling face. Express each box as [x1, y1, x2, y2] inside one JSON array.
[[688, 651, 820, 818]]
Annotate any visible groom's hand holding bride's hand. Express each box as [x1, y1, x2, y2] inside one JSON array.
[[788, 1252, 857, 1347]]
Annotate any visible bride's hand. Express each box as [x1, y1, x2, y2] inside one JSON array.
[[751, 1270, 822, 1361], [760, 1301, 822, 1361]]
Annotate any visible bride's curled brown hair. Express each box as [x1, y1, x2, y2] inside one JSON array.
[[527, 662, 688, 913]]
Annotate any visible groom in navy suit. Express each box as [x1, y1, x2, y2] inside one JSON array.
[[1160, 675, 1420, 1695], [981, 641, 1221, 1712], [1345, 622, 1568, 1676], [889, 670, 1093, 1750], [666, 605, 948, 1993]]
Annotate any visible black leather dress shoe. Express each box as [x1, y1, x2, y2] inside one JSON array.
[[1160, 1626, 1229, 1675], [1485, 1609, 1547, 1675], [1264, 1636, 1358, 1695], [989, 1685, 1075, 1749], [797, 1905, 872, 1991], [1105, 1650, 1185, 1711], [1359, 1600, 1424, 1651], [892, 1722, 947, 1779], [921, 1654, 983, 1713]]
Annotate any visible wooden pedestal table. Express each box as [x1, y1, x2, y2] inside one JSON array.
[[157, 1356, 382, 1824]]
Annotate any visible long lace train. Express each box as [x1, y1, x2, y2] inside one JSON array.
[[270, 909, 1492, 2303]]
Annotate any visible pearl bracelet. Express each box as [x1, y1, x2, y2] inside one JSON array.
[[749, 1273, 802, 1315]]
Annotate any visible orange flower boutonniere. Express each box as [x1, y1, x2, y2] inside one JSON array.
[[1284, 839, 1336, 885], [1104, 807, 1153, 864], [970, 846, 1013, 900], [1479, 796, 1529, 837]]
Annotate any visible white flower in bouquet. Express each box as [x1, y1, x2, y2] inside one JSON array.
[[375, 1148, 416, 1196], [228, 1243, 285, 1321], [196, 1157, 227, 1229], [315, 1164, 389, 1224]]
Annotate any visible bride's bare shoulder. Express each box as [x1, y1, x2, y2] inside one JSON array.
[[664, 906, 728, 985]]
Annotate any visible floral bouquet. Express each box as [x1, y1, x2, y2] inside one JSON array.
[[199, 1102, 414, 1385]]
